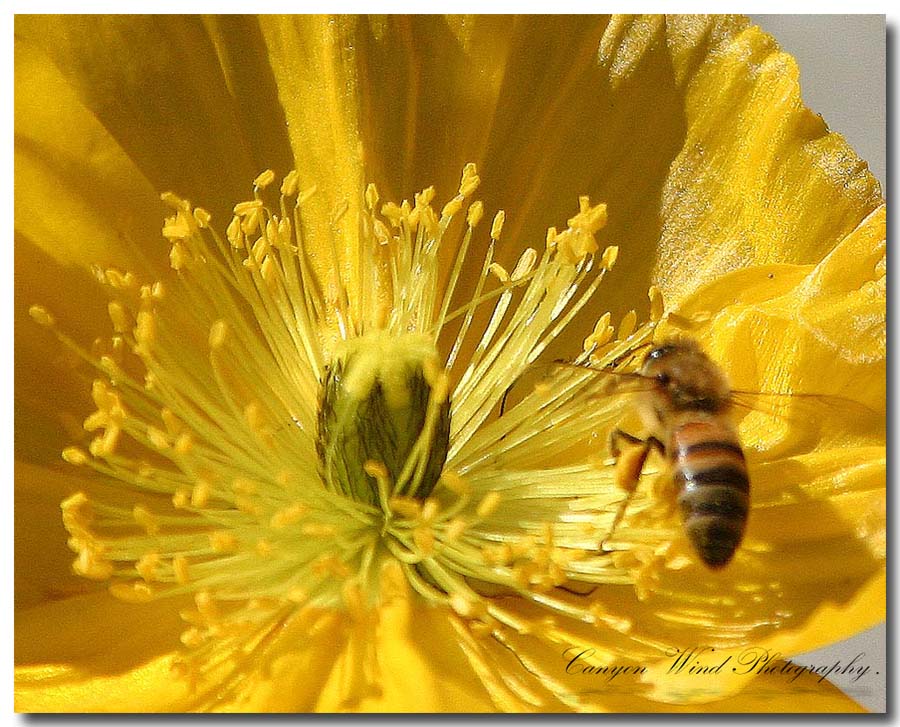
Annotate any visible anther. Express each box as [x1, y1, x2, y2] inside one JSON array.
[[226, 216, 244, 249], [439, 471, 470, 496], [648, 285, 665, 322], [169, 242, 188, 270], [62, 446, 89, 465], [281, 170, 299, 197], [133, 504, 160, 535], [365, 183, 379, 210], [420, 498, 440, 523], [445, 518, 468, 541], [476, 491, 502, 519], [600, 245, 619, 270], [297, 185, 317, 206], [441, 196, 463, 219], [74, 548, 114, 580], [147, 426, 170, 450], [511, 249, 538, 281], [105, 269, 137, 290], [413, 526, 435, 555], [458, 163, 480, 197], [584, 312, 613, 352], [466, 200, 484, 228], [135, 310, 156, 346], [193, 207, 212, 227], [172, 555, 190, 584], [269, 502, 308, 529], [136, 552, 161, 581], [28, 304, 55, 327], [209, 531, 238, 553], [300, 523, 337, 537], [180, 628, 203, 648], [233, 200, 264, 216], [388, 496, 421, 519], [415, 186, 436, 208], [161, 408, 182, 435], [489, 263, 510, 283], [618, 310, 637, 340], [546, 227, 558, 250], [253, 169, 276, 189], [174, 432, 193, 454], [490, 211, 506, 241], [109, 581, 155, 603], [209, 320, 228, 349]]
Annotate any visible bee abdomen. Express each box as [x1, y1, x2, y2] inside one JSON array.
[[673, 437, 750, 569]]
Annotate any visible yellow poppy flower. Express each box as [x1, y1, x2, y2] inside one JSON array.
[[15, 14, 884, 713]]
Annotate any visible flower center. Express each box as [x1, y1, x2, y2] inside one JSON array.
[[29, 162, 670, 706], [317, 330, 451, 506]]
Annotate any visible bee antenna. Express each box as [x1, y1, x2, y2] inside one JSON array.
[[610, 340, 654, 368], [499, 383, 514, 416], [500, 360, 565, 416]]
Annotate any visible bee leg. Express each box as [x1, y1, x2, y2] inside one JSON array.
[[602, 431, 664, 553], [653, 471, 679, 518], [608, 428, 644, 458]]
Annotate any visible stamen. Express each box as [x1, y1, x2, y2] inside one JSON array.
[[38, 163, 652, 704]]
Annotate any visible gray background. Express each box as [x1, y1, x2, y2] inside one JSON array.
[[750, 15, 886, 713]]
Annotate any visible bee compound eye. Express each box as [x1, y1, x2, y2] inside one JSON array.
[[647, 344, 675, 360]]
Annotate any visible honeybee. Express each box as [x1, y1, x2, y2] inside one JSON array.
[[502, 336, 868, 571], [605, 338, 748, 569]]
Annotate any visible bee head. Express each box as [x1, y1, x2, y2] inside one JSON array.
[[641, 339, 730, 413]]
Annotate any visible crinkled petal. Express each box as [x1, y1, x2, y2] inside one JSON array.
[[652, 18, 882, 310], [639, 570, 884, 706], [662, 204, 886, 410]]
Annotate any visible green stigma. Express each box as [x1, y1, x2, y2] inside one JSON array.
[[316, 330, 451, 506]]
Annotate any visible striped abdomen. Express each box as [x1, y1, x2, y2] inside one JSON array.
[[672, 419, 749, 569]]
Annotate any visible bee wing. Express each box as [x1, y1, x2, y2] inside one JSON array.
[[499, 361, 652, 416], [729, 389, 881, 441]]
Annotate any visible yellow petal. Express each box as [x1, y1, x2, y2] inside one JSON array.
[[14, 36, 164, 272], [16, 590, 187, 672], [16, 588, 192, 712], [14, 244, 111, 465], [640, 571, 884, 706], [200, 16, 295, 179], [16, 656, 191, 713], [14, 15, 271, 223], [316, 562, 494, 712], [12, 14, 886, 714], [660, 205, 886, 413], [450, 597, 871, 711], [210, 612, 346, 712], [15, 462, 95, 609], [257, 16, 367, 296], [634, 668, 866, 712], [652, 19, 882, 310]]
